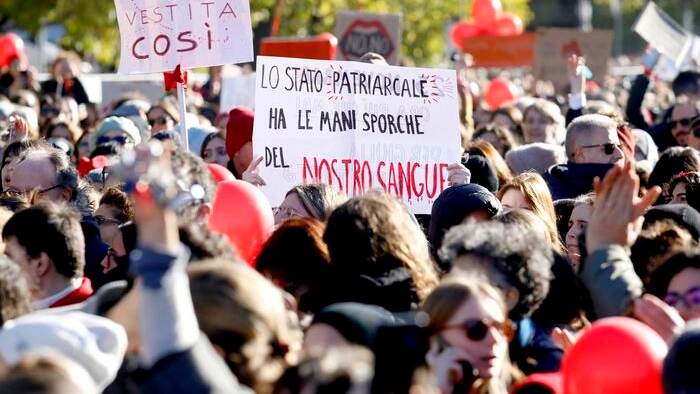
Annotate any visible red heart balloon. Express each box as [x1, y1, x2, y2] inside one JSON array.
[[493, 13, 524, 36]]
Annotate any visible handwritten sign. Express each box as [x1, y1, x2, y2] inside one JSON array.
[[335, 11, 402, 65], [534, 28, 613, 92], [252, 56, 461, 214], [114, 0, 254, 74]]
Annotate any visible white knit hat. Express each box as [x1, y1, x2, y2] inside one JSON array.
[[0, 311, 127, 390]]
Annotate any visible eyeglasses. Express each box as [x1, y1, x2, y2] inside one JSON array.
[[96, 135, 131, 146], [95, 215, 123, 226], [443, 319, 516, 341], [273, 205, 308, 219], [669, 117, 694, 128], [664, 286, 700, 310], [580, 142, 621, 155], [148, 116, 168, 127], [2, 184, 63, 197]]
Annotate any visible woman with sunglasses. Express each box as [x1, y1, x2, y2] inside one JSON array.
[[647, 250, 700, 322], [423, 274, 517, 394]]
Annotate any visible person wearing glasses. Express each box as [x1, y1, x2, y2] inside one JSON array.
[[146, 102, 179, 135], [88, 116, 141, 155], [423, 274, 518, 394], [666, 101, 700, 149], [544, 114, 624, 200], [647, 250, 700, 323], [440, 220, 562, 376]]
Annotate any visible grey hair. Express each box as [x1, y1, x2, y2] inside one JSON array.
[[439, 220, 553, 319], [565, 114, 618, 160]]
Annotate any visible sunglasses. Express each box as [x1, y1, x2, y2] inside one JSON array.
[[148, 116, 168, 127], [664, 286, 700, 310], [96, 135, 131, 146], [444, 319, 515, 341], [580, 142, 620, 155], [669, 117, 694, 128]]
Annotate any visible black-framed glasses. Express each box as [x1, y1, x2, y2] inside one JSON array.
[[96, 135, 131, 146], [580, 142, 620, 155], [2, 184, 63, 197], [664, 286, 700, 310], [669, 117, 694, 128], [148, 116, 168, 127], [443, 319, 515, 341]]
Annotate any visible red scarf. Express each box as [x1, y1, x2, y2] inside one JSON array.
[[50, 277, 94, 308]]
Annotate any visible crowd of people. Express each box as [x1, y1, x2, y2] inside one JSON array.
[[0, 39, 698, 394]]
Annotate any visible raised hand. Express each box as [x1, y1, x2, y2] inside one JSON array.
[[241, 156, 267, 186], [567, 54, 586, 96]]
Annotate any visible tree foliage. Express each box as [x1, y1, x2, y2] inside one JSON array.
[[0, 0, 532, 69]]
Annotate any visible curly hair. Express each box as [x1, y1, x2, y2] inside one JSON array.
[[439, 220, 553, 319], [668, 171, 700, 210]]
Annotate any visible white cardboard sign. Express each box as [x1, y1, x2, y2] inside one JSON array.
[[114, 0, 254, 74], [252, 56, 461, 214]]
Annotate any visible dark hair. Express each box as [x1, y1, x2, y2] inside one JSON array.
[[0, 356, 93, 394], [668, 172, 700, 210], [646, 250, 700, 298], [98, 187, 134, 223], [2, 201, 85, 279], [0, 257, 32, 325], [256, 218, 331, 313], [649, 147, 700, 196], [200, 132, 225, 158], [631, 220, 695, 283], [440, 220, 554, 319], [324, 192, 439, 307], [672, 71, 700, 97], [45, 119, 82, 144], [473, 124, 517, 156]]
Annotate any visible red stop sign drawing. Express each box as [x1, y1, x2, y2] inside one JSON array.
[[339, 20, 395, 61]]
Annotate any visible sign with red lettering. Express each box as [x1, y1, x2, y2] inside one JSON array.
[[335, 11, 402, 65], [114, 0, 253, 74], [253, 56, 461, 214]]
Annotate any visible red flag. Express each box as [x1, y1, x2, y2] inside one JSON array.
[[163, 64, 188, 91]]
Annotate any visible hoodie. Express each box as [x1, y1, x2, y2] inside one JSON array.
[[543, 162, 615, 200]]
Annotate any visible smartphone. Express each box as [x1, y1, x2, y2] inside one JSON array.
[[371, 325, 429, 394], [435, 335, 479, 392]]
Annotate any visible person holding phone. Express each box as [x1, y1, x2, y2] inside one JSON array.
[[422, 275, 517, 394]]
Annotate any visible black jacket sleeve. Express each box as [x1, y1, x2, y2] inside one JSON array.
[[625, 75, 651, 131]]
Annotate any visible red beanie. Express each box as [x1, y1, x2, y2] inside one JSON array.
[[225, 106, 254, 160]]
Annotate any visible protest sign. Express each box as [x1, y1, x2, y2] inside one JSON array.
[[462, 33, 537, 68], [534, 28, 613, 92], [114, 0, 254, 74], [259, 36, 337, 60], [252, 56, 461, 214], [335, 11, 402, 65], [633, 2, 692, 68], [220, 74, 257, 112]]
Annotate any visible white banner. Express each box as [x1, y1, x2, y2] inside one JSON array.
[[114, 0, 254, 74], [633, 2, 692, 67], [252, 56, 461, 214]]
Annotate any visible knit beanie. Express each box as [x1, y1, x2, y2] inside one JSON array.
[[90, 116, 141, 151], [225, 106, 254, 160], [506, 143, 566, 175]]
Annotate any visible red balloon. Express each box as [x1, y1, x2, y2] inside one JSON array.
[[483, 77, 519, 110], [471, 0, 503, 26], [207, 163, 236, 183], [493, 13, 524, 36], [0, 33, 26, 68], [208, 180, 274, 266], [450, 22, 482, 49], [563, 317, 667, 394]]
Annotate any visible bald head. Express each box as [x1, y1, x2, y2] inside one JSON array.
[[9, 150, 74, 202]]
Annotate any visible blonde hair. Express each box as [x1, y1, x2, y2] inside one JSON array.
[[497, 172, 565, 254], [287, 183, 347, 222], [188, 260, 301, 394]]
